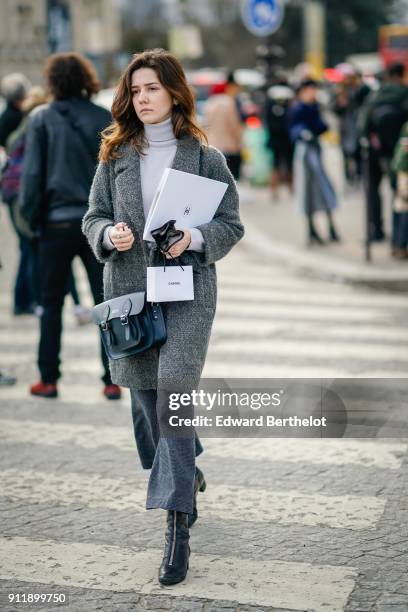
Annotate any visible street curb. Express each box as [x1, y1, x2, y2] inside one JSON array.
[[242, 217, 408, 292]]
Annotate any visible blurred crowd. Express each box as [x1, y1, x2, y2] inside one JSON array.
[[200, 61, 408, 255], [1, 52, 408, 391]]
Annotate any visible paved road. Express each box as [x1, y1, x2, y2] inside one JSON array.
[[0, 212, 407, 611]]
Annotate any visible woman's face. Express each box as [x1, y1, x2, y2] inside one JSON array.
[[300, 85, 318, 104], [131, 68, 173, 125]]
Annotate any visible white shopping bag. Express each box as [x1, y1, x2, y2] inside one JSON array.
[[147, 265, 194, 302]]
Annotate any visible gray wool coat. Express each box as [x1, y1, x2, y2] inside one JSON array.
[[82, 135, 244, 390]]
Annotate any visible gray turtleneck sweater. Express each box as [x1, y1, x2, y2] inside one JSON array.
[[103, 117, 204, 251]]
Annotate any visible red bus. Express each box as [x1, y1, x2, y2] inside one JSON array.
[[379, 25, 408, 70]]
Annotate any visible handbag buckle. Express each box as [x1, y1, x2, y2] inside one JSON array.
[[101, 305, 110, 331], [120, 298, 132, 326]]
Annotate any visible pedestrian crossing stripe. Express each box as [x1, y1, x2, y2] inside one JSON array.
[[0, 536, 358, 611], [3, 321, 408, 347], [219, 286, 408, 308], [210, 338, 408, 361], [0, 418, 406, 469], [0, 467, 386, 530], [0, 301, 389, 323], [3, 325, 408, 368]]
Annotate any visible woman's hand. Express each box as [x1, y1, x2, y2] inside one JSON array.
[[165, 229, 191, 259], [109, 222, 135, 251]]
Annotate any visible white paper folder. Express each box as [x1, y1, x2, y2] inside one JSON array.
[[143, 168, 228, 241]]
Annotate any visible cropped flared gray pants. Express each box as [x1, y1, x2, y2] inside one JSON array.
[[130, 389, 204, 514]]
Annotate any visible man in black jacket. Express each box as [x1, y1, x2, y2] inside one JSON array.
[[19, 52, 120, 400]]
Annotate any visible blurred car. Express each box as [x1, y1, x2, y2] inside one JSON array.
[[186, 69, 227, 124]]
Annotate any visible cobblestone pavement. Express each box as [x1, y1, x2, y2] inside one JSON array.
[[0, 209, 407, 612]]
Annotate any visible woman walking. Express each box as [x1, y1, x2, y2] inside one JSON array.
[[289, 79, 340, 245], [82, 49, 244, 585]]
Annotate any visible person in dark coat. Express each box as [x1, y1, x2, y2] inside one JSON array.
[[289, 79, 340, 245], [3, 87, 47, 316], [264, 81, 294, 196], [82, 49, 244, 586], [391, 121, 408, 258], [19, 52, 121, 401], [332, 66, 370, 184], [0, 73, 31, 147], [358, 62, 408, 242]]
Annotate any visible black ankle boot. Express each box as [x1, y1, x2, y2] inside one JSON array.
[[329, 224, 340, 242], [188, 467, 207, 528], [308, 228, 325, 245], [158, 511, 190, 585]]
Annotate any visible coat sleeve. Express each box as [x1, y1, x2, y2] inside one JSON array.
[[82, 160, 119, 263], [196, 146, 244, 266]]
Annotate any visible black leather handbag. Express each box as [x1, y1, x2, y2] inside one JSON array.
[[92, 292, 166, 360]]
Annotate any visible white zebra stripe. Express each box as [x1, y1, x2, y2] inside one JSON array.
[[0, 468, 385, 529], [219, 287, 408, 308], [0, 419, 405, 469], [0, 536, 357, 611], [214, 303, 387, 321], [204, 363, 408, 378], [2, 321, 408, 349], [210, 338, 408, 361]]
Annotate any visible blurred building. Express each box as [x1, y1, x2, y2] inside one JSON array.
[[0, 0, 122, 85]]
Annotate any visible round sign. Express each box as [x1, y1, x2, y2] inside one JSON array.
[[241, 0, 285, 37]]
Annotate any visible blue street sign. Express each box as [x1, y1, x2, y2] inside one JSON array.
[[241, 0, 285, 37]]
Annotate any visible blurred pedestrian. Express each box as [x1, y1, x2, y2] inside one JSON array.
[[3, 87, 93, 323], [0, 73, 31, 147], [289, 79, 340, 245], [0, 74, 31, 312], [332, 65, 370, 185], [391, 121, 408, 258], [19, 52, 121, 400], [0, 256, 17, 386], [83, 48, 243, 586], [204, 72, 244, 180], [359, 62, 408, 242], [263, 80, 294, 197], [0, 145, 18, 388], [2, 87, 47, 315]]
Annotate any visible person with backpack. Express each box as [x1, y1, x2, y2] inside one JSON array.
[[332, 65, 371, 185], [19, 52, 121, 400], [3, 87, 95, 324], [0, 75, 35, 315], [359, 63, 408, 242]]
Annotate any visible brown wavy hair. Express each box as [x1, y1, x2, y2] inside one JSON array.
[[44, 52, 101, 100], [99, 48, 207, 162]]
